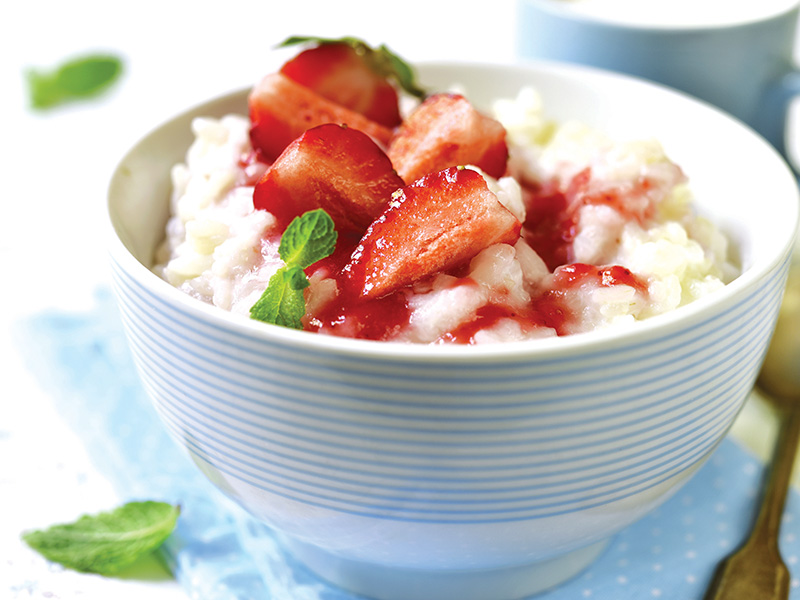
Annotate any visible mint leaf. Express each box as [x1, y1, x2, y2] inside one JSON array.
[[21, 501, 179, 575], [250, 209, 337, 330], [26, 54, 123, 110], [278, 35, 426, 98], [279, 208, 338, 268], [285, 265, 312, 291], [250, 267, 307, 329]]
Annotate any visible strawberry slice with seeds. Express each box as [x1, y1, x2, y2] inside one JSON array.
[[280, 42, 402, 128], [253, 123, 404, 235], [248, 73, 394, 163], [387, 93, 509, 184], [341, 166, 522, 299]]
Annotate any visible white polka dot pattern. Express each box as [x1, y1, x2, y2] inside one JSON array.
[[531, 444, 800, 599]]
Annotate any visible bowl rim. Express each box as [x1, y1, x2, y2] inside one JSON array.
[[517, 0, 800, 31], [106, 59, 800, 364]]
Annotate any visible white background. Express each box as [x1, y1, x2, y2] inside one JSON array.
[[0, 1, 794, 598]]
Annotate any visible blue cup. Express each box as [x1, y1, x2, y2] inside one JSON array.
[[516, 0, 800, 160]]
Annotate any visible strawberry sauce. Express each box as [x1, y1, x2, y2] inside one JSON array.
[[521, 168, 659, 272], [297, 171, 650, 344], [305, 256, 646, 343], [441, 301, 566, 343], [553, 263, 647, 293], [439, 264, 646, 343], [521, 179, 576, 271], [307, 290, 411, 341], [305, 234, 412, 341]]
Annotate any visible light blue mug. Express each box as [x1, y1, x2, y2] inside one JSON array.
[[516, 0, 800, 160]]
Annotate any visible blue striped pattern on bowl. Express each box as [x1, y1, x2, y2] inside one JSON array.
[[109, 252, 788, 526]]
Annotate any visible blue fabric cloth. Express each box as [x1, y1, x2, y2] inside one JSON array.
[[13, 288, 800, 599]]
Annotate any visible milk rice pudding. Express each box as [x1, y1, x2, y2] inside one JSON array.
[[153, 39, 736, 344]]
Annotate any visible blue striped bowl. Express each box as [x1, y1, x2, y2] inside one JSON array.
[[107, 62, 799, 600]]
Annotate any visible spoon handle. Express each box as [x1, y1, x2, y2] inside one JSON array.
[[703, 404, 800, 600]]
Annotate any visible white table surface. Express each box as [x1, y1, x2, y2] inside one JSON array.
[[0, 2, 795, 598]]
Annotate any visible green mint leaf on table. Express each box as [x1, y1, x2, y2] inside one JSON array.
[[21, 501, 179, 575], [26, 54, 123, 110], [278, 35, 426, 98], [250, 209, 337, 329]]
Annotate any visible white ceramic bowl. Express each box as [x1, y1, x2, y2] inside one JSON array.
[[107, 61, 799, 600]]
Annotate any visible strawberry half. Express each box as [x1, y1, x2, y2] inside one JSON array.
[[248, 73, 394, 163], [253, 123, 404, 235], [280, 42, 402, 128], [341, 166, 522, 299], [387, 93, 509, 184]]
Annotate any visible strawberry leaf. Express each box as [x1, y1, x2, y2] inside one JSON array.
[[21, 501, 179, 575], [376, 44, 426, 98], [277, 35, 425, 98]]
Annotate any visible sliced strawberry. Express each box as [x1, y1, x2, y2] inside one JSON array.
[[387, 93, 509, 184], [253, 123, 404, 234], [248, 73, 394, 163], [341, 167, 522, 299], [280, 42, 402, 128]]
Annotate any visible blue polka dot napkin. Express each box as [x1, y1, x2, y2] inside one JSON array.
[[14, 288, 800, 600]]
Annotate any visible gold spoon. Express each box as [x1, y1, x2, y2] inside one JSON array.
[[704, 256, 800, 600]]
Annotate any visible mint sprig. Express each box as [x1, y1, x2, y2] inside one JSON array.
[[278, 35, 426, 99], [21, 501, 179, 575], [250, 209, 337, 329], [26, 53, 124, 110]]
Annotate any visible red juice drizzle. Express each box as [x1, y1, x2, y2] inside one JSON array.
[[304, 245, 647, 342], [562, 167, 657, 222], [443, 264, 647, 343], [521, 180, 576, 271], [522, 168, 659, 271], [553, 263, 647, 293], [306, 289, 411, 341], [305, 259, 646, 343], [444, 299, 570, 343], [302, 231, 411, 340]]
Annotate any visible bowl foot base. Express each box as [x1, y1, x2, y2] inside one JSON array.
[[282, 536, 610, 600]]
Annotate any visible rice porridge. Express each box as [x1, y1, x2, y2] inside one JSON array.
[[153, 40, 735, 344]]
